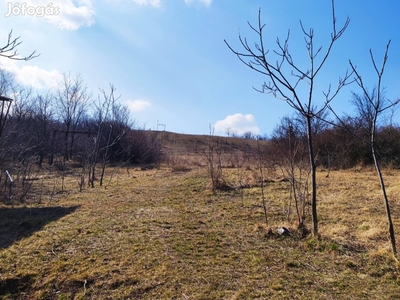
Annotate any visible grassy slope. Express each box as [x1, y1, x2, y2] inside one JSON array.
[[0, 133, 400, 299], [154, 130, 263, 155]]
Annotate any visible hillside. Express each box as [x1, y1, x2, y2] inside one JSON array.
[[154, 130, 265, 153], [150, 130, 268, 168]]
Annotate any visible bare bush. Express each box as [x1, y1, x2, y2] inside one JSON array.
[[204, 130, 226, 191]]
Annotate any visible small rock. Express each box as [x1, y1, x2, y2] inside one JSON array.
[[277, 227, 291, 236]]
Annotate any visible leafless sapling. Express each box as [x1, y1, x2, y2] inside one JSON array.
[[204, 126, 224, 192], [346, 41, 399, 257], [225, 0, 353, 236], [272, 115, 311, 228]]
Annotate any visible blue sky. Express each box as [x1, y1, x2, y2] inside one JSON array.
[[1, 0, 399, 136]]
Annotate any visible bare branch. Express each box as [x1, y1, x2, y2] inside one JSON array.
[[313, 0, 350, 77], [323, 69, 354, 104], [0, 30, 39, 61]]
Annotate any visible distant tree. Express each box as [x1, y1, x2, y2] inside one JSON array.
[[313, 118, 364, 169], [8, 85, 36, 162], [55, 73, 90, 162], [122, 128, 161, 165], [377, 125, 400, 166], [31, 92, 55, 167], [242, 131, 255, 139], [97, 85, 130, 186], [88, 85, 116, 187], [255, 134, 268, 141], [225, 0, 352, 236]]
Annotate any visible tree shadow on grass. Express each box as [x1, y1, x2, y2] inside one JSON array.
[[0, 274, 35, 297], [0, 205, 80, 249]]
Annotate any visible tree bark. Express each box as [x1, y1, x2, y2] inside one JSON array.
[[307, 116, 318, 236], [371, 130, 397, 256]]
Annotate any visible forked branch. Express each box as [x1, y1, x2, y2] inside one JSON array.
[[0, 30, 39, 61]]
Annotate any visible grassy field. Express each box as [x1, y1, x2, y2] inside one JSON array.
[[1, 134, 400, 299]]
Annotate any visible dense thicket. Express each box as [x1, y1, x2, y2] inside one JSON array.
[[270, 114, 400, 170]]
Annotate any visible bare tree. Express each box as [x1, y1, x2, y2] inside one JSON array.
[[225, 0, 352, 236], [89, 84, 124, 187], [87, 87, 114, 187], [10, 84, 33, 120], [31, 92, 55, 167], [0, 30, 38, 61], [205, 126, 225, 192], [55, 73, 90, 162], [348, 41, 400, 257], [6, 85, 35, 165]]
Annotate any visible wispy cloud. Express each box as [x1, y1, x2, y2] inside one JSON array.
[[0, 58, 63, 89], [214, 113, 260, 136], [125, 99, 152, 112]]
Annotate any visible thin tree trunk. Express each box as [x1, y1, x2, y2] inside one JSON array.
[[89, 124, 102, 188], [371, 139, 397, 257], [259, 164, 268, 226], [49, 130, 57, 165], [307, 116, 318, 236], [257, 141, 268, 226], [69, 132, 76, 161], [64, 130, 69, 162], [100, 125, 113, 186]]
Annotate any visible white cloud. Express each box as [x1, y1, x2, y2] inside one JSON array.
[[52, 0, 95, 30], [125, 99, 151, 112], [0, 58, 63, 89], [14, 65, 62, 89], [131, 0, 161, 7], [184, 0, 212, 6], [214, 113, 260, 136]]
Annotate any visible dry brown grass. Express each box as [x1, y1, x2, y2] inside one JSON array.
[[1, 163, 400, 299]]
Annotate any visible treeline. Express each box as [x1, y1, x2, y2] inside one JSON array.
[[270, 113, 400, 170], [0, 70, 161, 196]]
